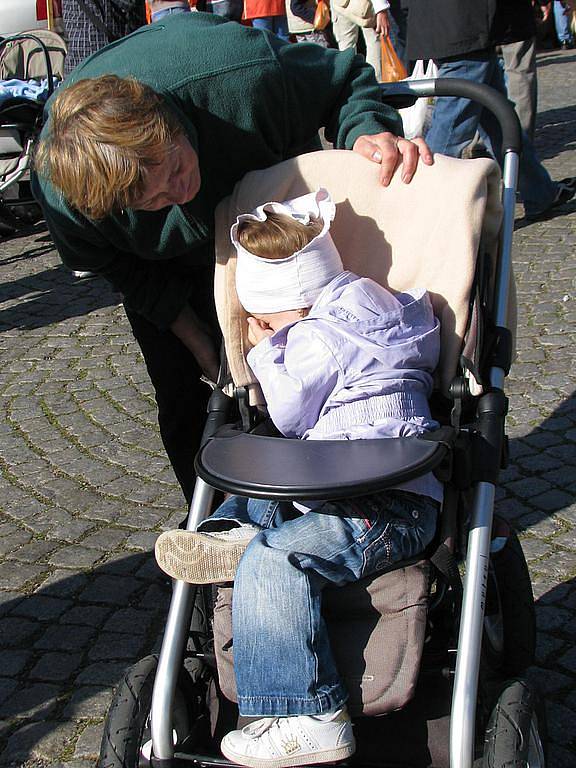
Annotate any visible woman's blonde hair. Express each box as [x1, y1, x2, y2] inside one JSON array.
[[237, 212, 323, 259], [34, 75, 183, 219]]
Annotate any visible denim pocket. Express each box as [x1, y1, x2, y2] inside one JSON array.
[[362, 492, 438, 575]]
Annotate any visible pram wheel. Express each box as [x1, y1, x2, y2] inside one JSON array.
[[482, 678, 547, 767], [99, 654, 208, 768], [483, 524, 536, 677]]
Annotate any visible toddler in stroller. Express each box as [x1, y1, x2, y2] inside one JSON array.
[[155, 187, 444, 767]]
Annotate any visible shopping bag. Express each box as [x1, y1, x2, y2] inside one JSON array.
[[313, 0, 331, 30], [380, 34, 407, 82], [398, 59, 438, 139]]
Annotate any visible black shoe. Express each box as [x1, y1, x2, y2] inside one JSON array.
[[525, 177, 576, 222], [560, 41, 574, 50]]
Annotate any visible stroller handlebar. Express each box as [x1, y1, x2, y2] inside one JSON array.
[[380, 77, 523, 158]]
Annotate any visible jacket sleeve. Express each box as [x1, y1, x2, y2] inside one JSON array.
[[247, 326, 342, 438], [271, 39, 404, 151], [31, 175, 199, 329], [290, 0, 315, 23]]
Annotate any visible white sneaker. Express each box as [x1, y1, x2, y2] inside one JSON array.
[[221, 708, 355, 768], [154, 525, 259, 583]]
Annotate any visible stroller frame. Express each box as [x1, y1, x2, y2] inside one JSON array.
[[138, 81, 524, 768], [0, 33, 58, 229]]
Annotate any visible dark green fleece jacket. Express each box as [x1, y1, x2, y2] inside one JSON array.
[[32, 13, 402, 329]]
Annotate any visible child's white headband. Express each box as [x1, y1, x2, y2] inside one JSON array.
[[231, 188, 343, 314]]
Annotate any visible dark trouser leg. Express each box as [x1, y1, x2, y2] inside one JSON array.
[[125, 306, 213, 507]]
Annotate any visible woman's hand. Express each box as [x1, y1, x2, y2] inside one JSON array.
[[247, 317, 274, 346], [353, 132, 434, 186], [374, 10, 390, 37], [170, 305, 220, 382]]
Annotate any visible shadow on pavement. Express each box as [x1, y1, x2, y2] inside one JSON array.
[[534, 104, 576, 162], [0, 261, 119, 332], [0, 549, 172, 764]]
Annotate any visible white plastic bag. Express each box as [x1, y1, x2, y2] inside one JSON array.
[[398, 59, 438, 140]]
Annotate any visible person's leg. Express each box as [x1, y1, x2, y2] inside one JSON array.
[[479, 55, 559, 217], [361, 25, 382, 80], [424, 53, 493, 157], [124, 307, 211, 507], [155, 498, 299, 582], [330, 10, 359, 52], [500, 38, 538, 141], [232, 490, 438, 716], [554, 0, 573, 45], [251, 16, 275, 33], [271, 14, 291, 42]]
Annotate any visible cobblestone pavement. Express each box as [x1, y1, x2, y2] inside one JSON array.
[[1, 51, 576, 768]]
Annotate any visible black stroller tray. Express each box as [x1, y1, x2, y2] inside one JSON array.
[[195, 428, 449, 500]]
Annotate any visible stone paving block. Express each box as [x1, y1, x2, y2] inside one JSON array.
[[1, 719, 78, 763], [515, 536, 552, 562], [0, 590, 23, 616], [79, 529, 128, 551], [73, 723, 104, 761], [87, 633, 146, 661], [0, 679, 18, 706], [48, 547, 104, 570], [546, 700, 576, 747], [0, 561, 46, 589], [0, 683, 61, 720], [34, 625, 96, 652], [78, 575, 141, 605], [58, 606, 112, 628], [30, 652, 83, 682], [102, 608, 155, 636], [37, 570, 89, 598], [97, 552, 148, 576], [8, 540, 60, 563], [536, 604, 573, 632], [62, 687, 113, 720], [125, 531, 158, 551], [506, 476, 553, 499], [11, 595, 73, 623], [0, 618, 42, 647], [74, 661, 128, 687], [0, 531, 33, 556], [0, 650, 32, 676]]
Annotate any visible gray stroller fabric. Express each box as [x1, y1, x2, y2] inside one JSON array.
[[212, 560, 430, 716]]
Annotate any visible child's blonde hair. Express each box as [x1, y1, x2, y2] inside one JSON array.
[[236, 212, 323, 259]]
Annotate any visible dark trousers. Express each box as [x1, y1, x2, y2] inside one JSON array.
[[124, 268, 219, 507]]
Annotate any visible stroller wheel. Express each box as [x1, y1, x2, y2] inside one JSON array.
[[482, 678, 547, 767], [99, 654, 208, 768], [483, 524, 536, 677]]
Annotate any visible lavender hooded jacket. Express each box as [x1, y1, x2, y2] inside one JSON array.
[[246, 271, 443, 502]]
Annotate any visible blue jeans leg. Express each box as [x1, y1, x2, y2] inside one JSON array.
[[425, 53, 557, 216], [200, 495, 295, 530], [232, 491, 438, 716], [554, 1, 573, 43], [251, 15, 291, 42]]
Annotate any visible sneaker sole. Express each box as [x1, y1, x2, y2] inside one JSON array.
[[221, 741, 356, 768], [155, 530, 249, 583]]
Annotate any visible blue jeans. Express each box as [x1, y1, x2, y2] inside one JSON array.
[[554, 1, 573, 44], [251, 15, 291, 43], [425, 52, 558, 217], [150, 6, 191, 22], [202, 490, 438, 716]]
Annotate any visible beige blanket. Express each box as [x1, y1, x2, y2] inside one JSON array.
[[214, 149, 506, 401]]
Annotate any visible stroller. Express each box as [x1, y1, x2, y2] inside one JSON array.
[[99, 80, 545, 768], [0, 29, 66, 234]]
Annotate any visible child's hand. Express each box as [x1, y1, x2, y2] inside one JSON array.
[[247, 317, 274, 346]]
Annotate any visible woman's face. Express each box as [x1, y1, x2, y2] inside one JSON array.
[[131, 133, 201, 211]]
